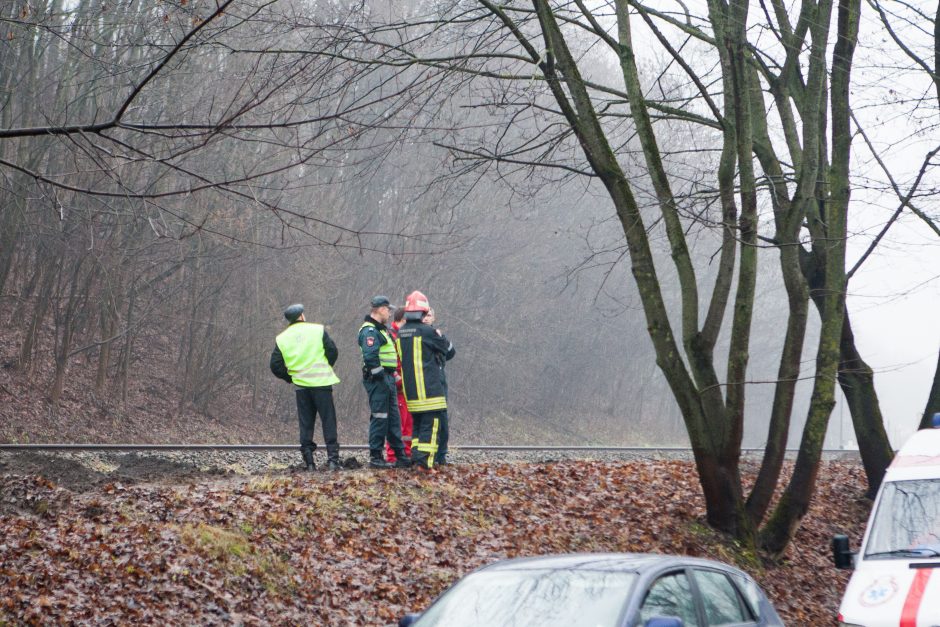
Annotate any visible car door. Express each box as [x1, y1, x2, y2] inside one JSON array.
[[689, 568, 759, 627], [635, 569, 703, 627]]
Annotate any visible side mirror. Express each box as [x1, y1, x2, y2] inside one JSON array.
[[832, 534, 855, 569], [645, 618, 684, 627], [399, 613, 421, 627]]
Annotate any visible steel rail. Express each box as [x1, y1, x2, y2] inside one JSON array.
[[0, 443, 856, 453]]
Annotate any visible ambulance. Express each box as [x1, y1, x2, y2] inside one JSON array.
[[832, 415, 940, 626]]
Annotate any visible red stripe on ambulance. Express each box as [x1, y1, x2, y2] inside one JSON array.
[[899, 569, 932, 627]]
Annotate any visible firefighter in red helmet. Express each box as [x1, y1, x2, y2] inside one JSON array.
[[395, 291, 455, 470]]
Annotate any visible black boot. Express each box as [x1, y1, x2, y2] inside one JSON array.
[[302, 450, 316, 471]]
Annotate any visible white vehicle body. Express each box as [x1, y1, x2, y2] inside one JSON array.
[[838, 427, 940, 627]]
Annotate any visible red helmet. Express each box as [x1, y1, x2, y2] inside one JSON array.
[[403, 290, 430, 314]]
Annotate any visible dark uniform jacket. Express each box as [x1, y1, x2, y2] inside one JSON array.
[[358, 315, 396, 376], [396, 320, 455, 412], [269, 322, 338, 384]]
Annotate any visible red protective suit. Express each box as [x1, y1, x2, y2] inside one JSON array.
[[385, 320, 413, 462]]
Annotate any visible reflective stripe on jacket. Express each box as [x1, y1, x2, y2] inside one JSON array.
[[275, 322, 340, 387]]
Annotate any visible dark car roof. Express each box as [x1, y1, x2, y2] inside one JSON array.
[[477, 553, 748, 577]]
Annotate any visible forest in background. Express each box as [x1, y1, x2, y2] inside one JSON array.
[[0, 0, 810, 448], [3, 0, 940, 552]]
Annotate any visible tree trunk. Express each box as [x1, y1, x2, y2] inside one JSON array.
[[51, 255, 93, 406], [746, 257, 808, 523], [18, 255, 59, 374], [934, 1, 940, 106], [118, 283, 138, 405], [761, 289, 843, 554], [761, 0, 857, 555], [530, 0, 757, 539], [801, 257, 893, 498], [921, 348, 940, 429], [0, 71, 18, 296], [692, 449, 749, 540], [746, 60, 814, 527], [96, 293, 117, 394], [838, 310, 893, 497]]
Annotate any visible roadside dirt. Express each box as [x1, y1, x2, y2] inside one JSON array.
[[0, 452, 223, 492], [0, 450, 368, 518], [0, 452, 228, 518]]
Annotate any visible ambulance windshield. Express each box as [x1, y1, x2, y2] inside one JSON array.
[[865, 479, 940, 559]]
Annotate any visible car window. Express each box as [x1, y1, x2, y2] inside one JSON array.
[[692, 569, 753, 626], [413, 568, 637, 627], [638, 571, 700, 627], [730, 574, 764, 620]]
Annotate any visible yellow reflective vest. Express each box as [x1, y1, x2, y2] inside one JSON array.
[[275, 323, 340, 387], [359, 320, 398, 370]]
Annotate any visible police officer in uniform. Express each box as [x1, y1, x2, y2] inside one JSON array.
[[397, 291, 455, 470], [359, 296, 410, 469], [270, 304, 342, 471]]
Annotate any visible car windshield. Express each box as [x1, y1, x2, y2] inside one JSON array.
[[413, 568, 637, 627], [865, 478, 940, 558]]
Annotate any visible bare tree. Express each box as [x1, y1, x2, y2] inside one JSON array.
[[5, 0, 935, 557], [281, 0, 905, 553], [0, 0, 454, 419]]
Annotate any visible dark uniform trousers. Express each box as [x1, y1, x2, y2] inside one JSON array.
[[364, 371, 406, 460], [435, 411, 448, 465], [412, 410, 447, 468], [297, 386, 340, 464]]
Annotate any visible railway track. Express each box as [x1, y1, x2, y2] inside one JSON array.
[[0, 444, 859, 486], [0, 443, 855, 454]]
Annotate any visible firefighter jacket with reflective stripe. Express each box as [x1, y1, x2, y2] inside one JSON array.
[[359, 317, 398, 373], [389, 322, 406, 390], [396, 321, 455, 413], [271, 322, 340, 387]]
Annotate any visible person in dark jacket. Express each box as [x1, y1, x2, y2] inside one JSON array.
[[270, 303, 342, 471], [397, 291, 455, 470], [358, 295, 410, 469], [422, 307, 451, 465]]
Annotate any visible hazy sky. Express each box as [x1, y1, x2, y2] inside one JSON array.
[[843, 194, 940, 446]]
